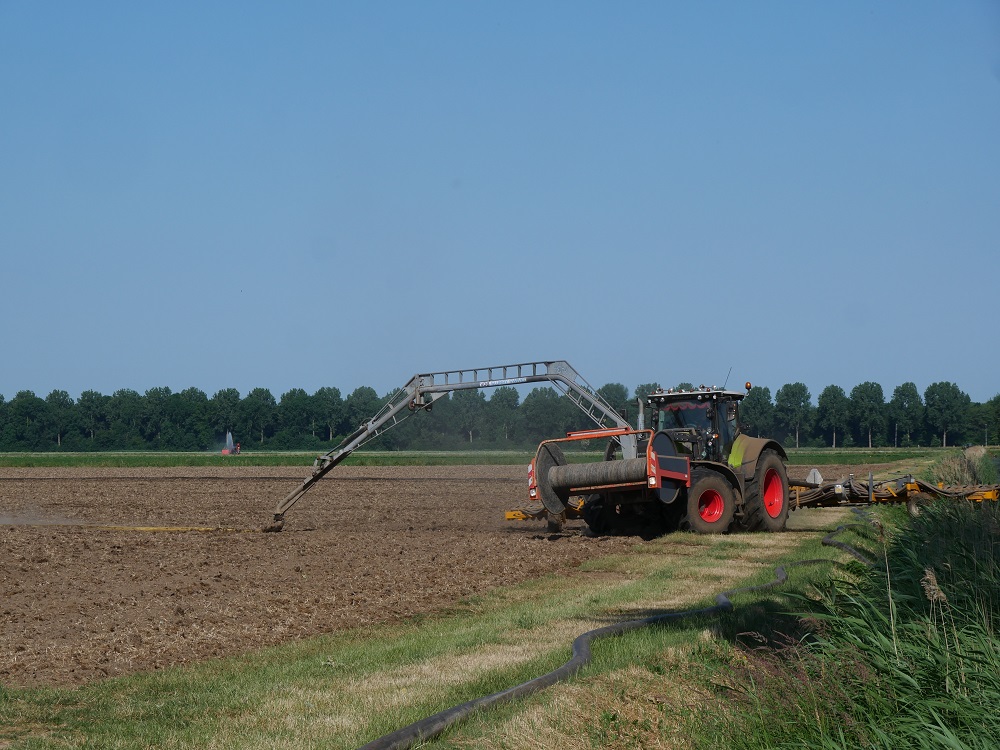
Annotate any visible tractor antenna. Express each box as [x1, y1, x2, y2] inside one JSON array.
[[722, 366, 732, 389]]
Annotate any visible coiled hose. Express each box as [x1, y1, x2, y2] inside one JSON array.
[[357, 516, 874, 750]]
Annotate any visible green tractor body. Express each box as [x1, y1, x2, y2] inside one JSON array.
[[528, 385, 790, 535]]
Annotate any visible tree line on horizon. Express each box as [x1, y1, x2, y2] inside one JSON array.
[[0, 379, 996, 453]]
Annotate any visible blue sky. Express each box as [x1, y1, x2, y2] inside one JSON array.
[[2, 2, 999, 405]]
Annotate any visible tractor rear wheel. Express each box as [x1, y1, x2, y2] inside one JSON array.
[[684, 469, 735, 534], [582, 494, 611, 535], [741, 450, 789, 532]]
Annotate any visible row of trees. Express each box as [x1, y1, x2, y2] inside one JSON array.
[[740, 380, 994, 449], [0, 384, 596, 452], [0, 379, 996, 452]]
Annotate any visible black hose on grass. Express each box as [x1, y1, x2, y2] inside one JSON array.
[[356, 514, 874, 750]]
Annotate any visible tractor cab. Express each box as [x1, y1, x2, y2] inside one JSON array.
[[647, 386, 747, 463]]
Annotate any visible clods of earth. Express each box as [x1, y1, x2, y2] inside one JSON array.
[[0, 463, 880, 688]]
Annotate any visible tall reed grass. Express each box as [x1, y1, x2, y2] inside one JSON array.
[[922, 446, 999, 486], [695, 499, 1000, 749]]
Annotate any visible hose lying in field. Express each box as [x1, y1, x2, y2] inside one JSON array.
[[3, 522, 255, 533], [356, 515, 875, 750]]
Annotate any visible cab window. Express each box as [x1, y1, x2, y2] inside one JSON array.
[[658, 402, 711, 431]]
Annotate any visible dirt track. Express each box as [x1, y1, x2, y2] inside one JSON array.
[[0, 463, 882, 689], [0, 466, 643, 688]]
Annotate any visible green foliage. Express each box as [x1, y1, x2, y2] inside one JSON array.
[[888, 381, 924, 446], [774, 382, 813, 448], [240, 387, 277, 445], [209, 388, 240, 435], [312, 386, 344, 442], [0, 375, 991, 454], [520, 387, 584, 444], [277, 388, 312, 438], [447, 388, 484, 443], [850, 381, 886, 448], [816, 384, 850, 448], [6, 390, 48, 449], [925, 381, 971, 448], [44, 389, 77, 447], [986, 395, 1000, 446], [485, 386, 522, 443], [596, 382, 630, 422], [739, 386, 774, 437], [634, 382, 662, 402], [698, 500, 1000, 749]]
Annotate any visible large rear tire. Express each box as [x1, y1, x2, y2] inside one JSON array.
[[684, 469, 736, 534], [582, 494, 611, 535], [742, 450, 789, 532]]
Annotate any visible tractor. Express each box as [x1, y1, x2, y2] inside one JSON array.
[[526, 383, 790, 535]]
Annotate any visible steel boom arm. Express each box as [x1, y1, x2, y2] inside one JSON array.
[[266, 360, 633, 530]]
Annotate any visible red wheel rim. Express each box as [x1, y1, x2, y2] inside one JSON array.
[[698, 489, 724, 523], [763, 468, 784, 518]]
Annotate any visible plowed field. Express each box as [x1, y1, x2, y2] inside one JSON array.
[[0, 463, 874, 689], [0, 465, 640, 688]]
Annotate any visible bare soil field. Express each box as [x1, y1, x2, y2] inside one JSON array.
[[0, 463, 882, 689], [0, 465, 632, 689]]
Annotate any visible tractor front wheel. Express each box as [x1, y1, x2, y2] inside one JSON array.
[[684, 469, 736, 534], [741, 450, 789, 532]]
